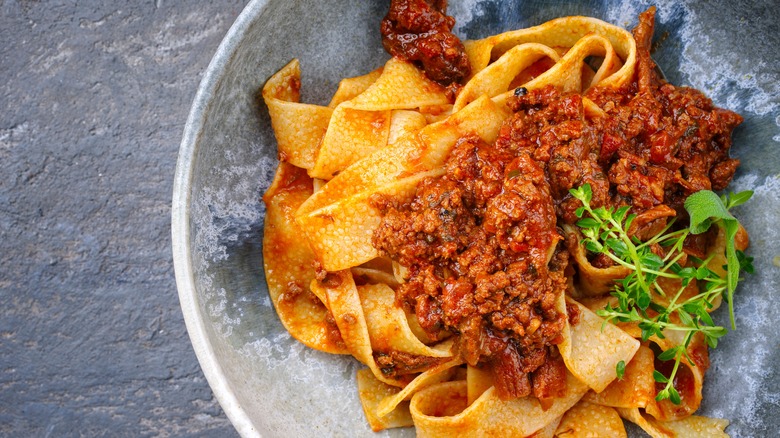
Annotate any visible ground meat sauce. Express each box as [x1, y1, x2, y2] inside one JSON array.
[[371, 8, 741, 401], [381, 0, 471, 89], [372, 134, 570, 400], [375, 350, 449, 377], [497, 7, 741, 237]]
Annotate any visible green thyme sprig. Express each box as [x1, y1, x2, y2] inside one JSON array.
[[568, 184, 753, 405]]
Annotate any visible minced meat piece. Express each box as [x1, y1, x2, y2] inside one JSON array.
[[380, 0, 471, 87]]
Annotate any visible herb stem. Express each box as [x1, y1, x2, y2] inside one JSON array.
[[569, 184, 753, 405]]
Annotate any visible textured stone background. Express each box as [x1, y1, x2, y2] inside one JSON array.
[[0, 1, 247, 436]]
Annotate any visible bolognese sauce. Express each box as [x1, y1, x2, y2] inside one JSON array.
[[499, 7, 742, 244], [372, 7, 742, 401], [380, 0, 471, 90], [372, 133, 571, 400]]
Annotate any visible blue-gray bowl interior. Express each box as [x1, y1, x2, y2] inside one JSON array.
[[173, 0, 780, 436]]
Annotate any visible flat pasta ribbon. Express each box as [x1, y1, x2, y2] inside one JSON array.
[[262, 60, 333, 169], [617, 407, 729, 438], [408, 372, 588, 437], [558, 296, 640, 393], [262, 162, 348, 354], [294, 96, 508, 271], [555, 400, 627, 437], [463, 15, 636, 87]]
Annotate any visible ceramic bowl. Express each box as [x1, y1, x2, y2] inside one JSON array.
[[172, 0, 780, 436]]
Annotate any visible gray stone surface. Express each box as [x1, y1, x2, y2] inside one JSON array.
[[0, 1, 247, 436]]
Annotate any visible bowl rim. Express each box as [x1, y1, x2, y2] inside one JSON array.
[[171, 0, 268, 436]]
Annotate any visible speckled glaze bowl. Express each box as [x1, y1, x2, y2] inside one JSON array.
[[172, 0, 780, 436]]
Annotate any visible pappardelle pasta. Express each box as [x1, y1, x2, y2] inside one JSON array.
[[261, 4, 750, 437]]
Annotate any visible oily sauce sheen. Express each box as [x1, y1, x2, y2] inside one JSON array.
[[381, 0, 471, 88], [372, 8, 742, 401], [372, 134, 570, 401]]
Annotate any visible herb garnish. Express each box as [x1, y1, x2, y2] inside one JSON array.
[[569, 184, 753, 404], [616, 360, 626, 380]]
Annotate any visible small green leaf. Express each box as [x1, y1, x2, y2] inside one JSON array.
[[640, 252, 664, 271], [703, 279, 721, 293], [725, 190, 753, 209], [685, 190, 734, 234], [648, 302, 667, 314], [709, 326, 728, 338], [704, 332, 719, 348], [688, 255, 704, 265], [614, 206, 631, 222], [698, 309, 715, 327], [681, 302, 699, 314], [657, 348, 678, 362], [683, 302, 713, 326], [605, 239, 628, 258], [668, 387, 681, 405], [677, 309, 695, 327], [624, 214, 636, 233], [569, 184, 593, 203], [737, 250, 754, 274], [677, 266, 696, 278], [575, 206, 585, 218], [695, 266, 714, 280], [577, 218, 600, 229], [583, 184, 593, 203], [595, 208, 611, 221], [584, 240, 603, 253], [653, 370, 669, 383], [616, 360, 626, 379], [637, 292, 651, 311], [639, 321, 662, 341]]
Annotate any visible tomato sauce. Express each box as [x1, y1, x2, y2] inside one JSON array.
[[381, 0, 471, 89], [372, 8, 741, 400]]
